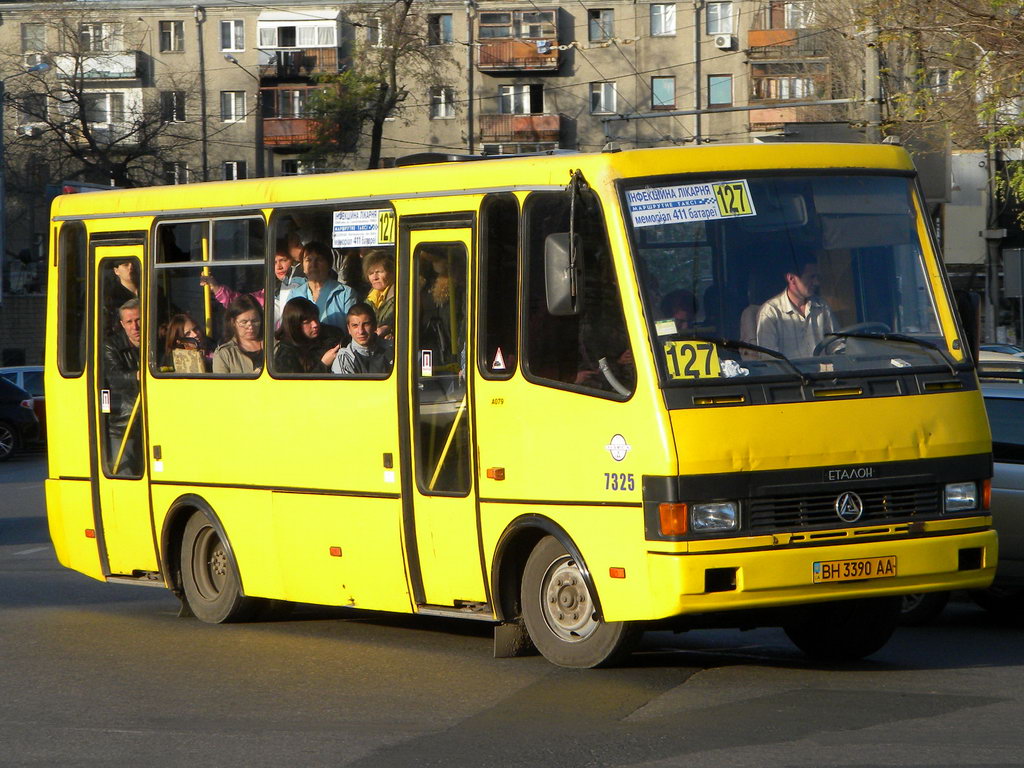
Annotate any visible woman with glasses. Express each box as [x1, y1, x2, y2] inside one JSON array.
[[274, 297, 343, 374], [212, 295, 264, 374]]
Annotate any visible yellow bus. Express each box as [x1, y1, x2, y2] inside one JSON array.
[[46, 144, 996, 667]]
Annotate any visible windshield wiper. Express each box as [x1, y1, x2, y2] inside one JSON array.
[[673, 334, 811, 386], [821, 331, 958, 376]]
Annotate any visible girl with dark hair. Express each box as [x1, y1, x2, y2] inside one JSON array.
[[274, 297, 344, 373], [161, 313, 211, 371], [212, 295, 264, 374]]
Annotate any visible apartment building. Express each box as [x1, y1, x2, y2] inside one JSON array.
[[0, 0, 831, 363]]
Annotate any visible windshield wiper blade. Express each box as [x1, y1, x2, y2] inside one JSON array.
[[673, 334, 810, 385], [822, 331, 958, 376]]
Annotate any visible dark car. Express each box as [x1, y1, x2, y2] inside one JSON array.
[[0, 378, 39, 461], [0, 366, 44, 436]]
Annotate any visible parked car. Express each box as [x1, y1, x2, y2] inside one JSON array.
[[0, 365, 44, 436], [0, 378, 40, 461], [980, 344, 1024, 358], [901, 377, 1024, 624]]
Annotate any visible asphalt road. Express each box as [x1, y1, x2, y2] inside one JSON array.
[[3, 453, 1024, 767]]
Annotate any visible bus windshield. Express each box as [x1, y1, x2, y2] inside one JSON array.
[[624, 173, 952, 384]]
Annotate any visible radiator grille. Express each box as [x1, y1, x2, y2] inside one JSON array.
[[747, 484, 941, 532]]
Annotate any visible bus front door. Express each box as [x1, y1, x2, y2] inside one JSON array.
[[91, 246, 157, 577], [402, 227, 487, 608]]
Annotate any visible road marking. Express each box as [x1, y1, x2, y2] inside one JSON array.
[[14, 546, 50, 556]]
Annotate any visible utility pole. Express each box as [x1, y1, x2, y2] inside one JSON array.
[[194, 5, 209, 181], [864, 21, 882, 143], [693, 0, 704, 143], [465, 0, 477, 154]]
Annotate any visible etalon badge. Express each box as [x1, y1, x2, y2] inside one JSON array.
[[835, 491, 864, 523]]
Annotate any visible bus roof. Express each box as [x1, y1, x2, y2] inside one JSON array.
[[50, 143, 915, 222]]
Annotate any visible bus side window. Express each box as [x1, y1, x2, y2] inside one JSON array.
[[478, 193, 519, 378], [522, 191, 635, 398], [153, 217, 266, 376], [58, 222, 88, 377]]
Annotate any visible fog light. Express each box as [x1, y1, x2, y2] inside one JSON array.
[[691, 501, 738, 532], [944, 481, 978, 512]]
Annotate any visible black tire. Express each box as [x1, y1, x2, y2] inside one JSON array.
[[899, 591, 950, 626], [520, 536, 637, 668], [180, 511, 258, 623], [783, 597, 901, 661], [0, 421, 19, 462]]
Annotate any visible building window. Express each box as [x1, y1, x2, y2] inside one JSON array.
[[221, 20, 245, 51], [784, 2, 810, 28], [706, 2, 734, 34], [280, 159, 322, 175], [430, 86, 455, 119], [163, 162, 188, 185], [83, 92, 125, 123], [368, 16, 385, 47], [590, 81, 616, 114], [18, 93, 47, 125], [220, 91, 246, 122], [269, 89, 308, 119], [160, 90, 186, 122], [223, 161, 247, 180], [588, 9, 614, 41], [708, 74, 732, 105], [21, 23, 45, 52], [652, 76, 675, 108], [427, 14, 453, 44], [499, 84, 543, 114], [928, 69, 951, 94], [478, 10, 556, 39], [80, 22, 123, 53], [159, 20, 185, 53], [650, 4, 676, 36]]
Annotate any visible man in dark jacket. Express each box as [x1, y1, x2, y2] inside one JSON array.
[[102, 298, 142, 475]]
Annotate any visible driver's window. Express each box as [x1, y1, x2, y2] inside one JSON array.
[[523, 191, 634, 398]]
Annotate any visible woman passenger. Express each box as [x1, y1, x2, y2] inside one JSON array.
[[162, 313, 210, 370], [212, 295, 264, 374], [274, 297, 344, 374], [293, 241, 354, 328], [363, 249, 395, 339]]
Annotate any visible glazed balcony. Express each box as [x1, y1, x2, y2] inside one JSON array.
[[53, 51, 143, 80], [478, 39, 559, 72], [257, 47, 344, 79], [262, 117, 317, 147]]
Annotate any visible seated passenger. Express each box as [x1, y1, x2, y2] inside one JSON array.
[[332, 303, 393, 375], [293, 241, 355, 328], [212, 295, 264, 374], [661, 289, 696, 335], [363, 249, 396, 339], [275, 297, 344, 374], [162, 313, 211, 371]]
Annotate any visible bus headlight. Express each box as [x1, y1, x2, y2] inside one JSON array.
[[691, 502, 738, 532], [944, 482, 978, 512]]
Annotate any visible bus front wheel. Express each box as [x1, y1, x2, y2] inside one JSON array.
[[782, 596, 901, 661], [520, 536, 636, 668], [180, 512, 257, 623]]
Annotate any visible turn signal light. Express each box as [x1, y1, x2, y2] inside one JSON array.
[[609, 567, 626, 579], [85, 529, 96, 539], [983, 478, 991, 510], [329, 546, 343, 557], [659, 502, 688, 536]]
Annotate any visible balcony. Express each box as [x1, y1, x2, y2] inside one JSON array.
[[257, 47, 344, 79], [478, 40, 559, 72], [479, 113, 561, 143], [263, 117, 317, 147], [53, 51, 142, 80], [747, 29, 828, 57]]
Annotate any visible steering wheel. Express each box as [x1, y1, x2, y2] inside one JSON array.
[[813, 322, 892, 356]]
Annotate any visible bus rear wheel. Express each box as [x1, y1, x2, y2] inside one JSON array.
[[783, 596, 901, 661], [520, 536, 636, 668], [180, 512, 257, 623]]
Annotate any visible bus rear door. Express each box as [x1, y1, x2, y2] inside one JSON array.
[[91, 243, 157, 576]]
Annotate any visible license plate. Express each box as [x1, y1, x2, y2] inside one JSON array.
[[813, 556, 897, 583]]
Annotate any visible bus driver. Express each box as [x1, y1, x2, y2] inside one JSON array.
[[755, 254, 837, 358]]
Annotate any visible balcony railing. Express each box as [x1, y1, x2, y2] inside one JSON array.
[[257, 48, 343, 79], [263, 117, 317, 146], [53, 51, 142, 80], [478, 39, 559, 72], [479, 113, 561, 143], [747, 29, 828, 57]]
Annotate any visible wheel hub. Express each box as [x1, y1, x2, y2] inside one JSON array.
[[541, 557, 598, 641]]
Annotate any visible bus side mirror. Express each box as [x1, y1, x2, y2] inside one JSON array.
[[953, 289, 981, 363], [544, 232, 584, 316]]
